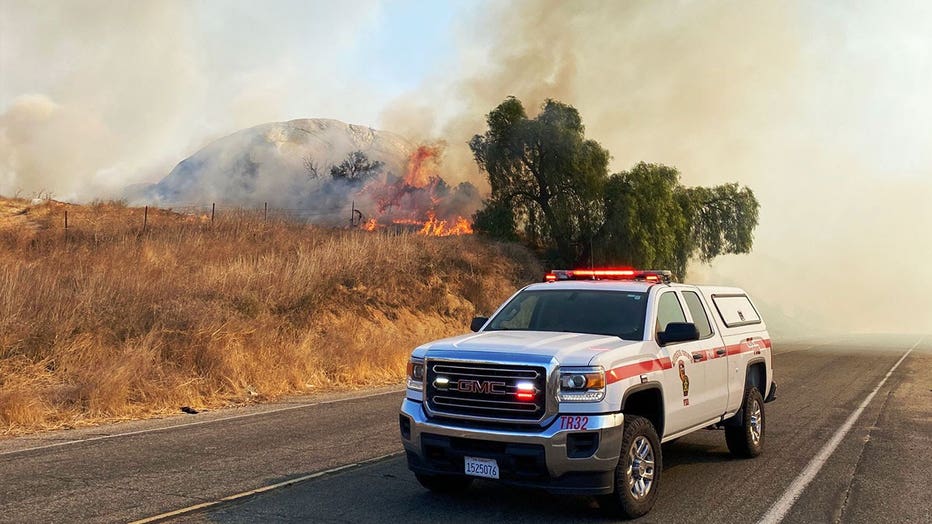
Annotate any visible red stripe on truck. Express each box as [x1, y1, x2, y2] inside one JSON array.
[[605, 357, 672, 384], [604, 338, 771, 385]]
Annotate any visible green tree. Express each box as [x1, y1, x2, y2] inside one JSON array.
[[330, 151, 384, 183], [473, 198, 518, 241], [469, 97, 610, 264], [680, 182, 759, 262], [597, 163, 689, 275], [471, 97, 760, 278], [596, 163, 759, 279]]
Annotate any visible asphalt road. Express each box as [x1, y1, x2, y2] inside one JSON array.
[[1, 335, 929, 523]]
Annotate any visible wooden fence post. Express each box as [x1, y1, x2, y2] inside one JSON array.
[[143, 206, 148, 232], [211, 203, 216, 225]]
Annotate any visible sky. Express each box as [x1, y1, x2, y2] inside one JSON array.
[[0, 0, 467, 196], [1, 0, 931, 334]]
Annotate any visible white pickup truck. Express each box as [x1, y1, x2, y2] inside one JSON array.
[[399, 269, 776, 518]]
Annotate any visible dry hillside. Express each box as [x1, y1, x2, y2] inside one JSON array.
[[0, 197, 542, 435]]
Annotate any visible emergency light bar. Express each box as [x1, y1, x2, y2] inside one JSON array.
[[544, 269, 673, 284]]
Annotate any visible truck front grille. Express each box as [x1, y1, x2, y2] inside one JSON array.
[[425, 361, 547, 422]]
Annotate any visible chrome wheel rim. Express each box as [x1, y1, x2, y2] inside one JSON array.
[[626, 436, 655, 500], [749, 399, 763, 445]]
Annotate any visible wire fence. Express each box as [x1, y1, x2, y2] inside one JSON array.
[[166, 202, 352, 221], [57, 200, 397, 232]]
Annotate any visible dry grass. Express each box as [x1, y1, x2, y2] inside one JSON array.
[[0, 197, 542, 435]]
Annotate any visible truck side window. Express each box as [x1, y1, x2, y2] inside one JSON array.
[[682, 291, 713, 338], [656, 292, 686, 334]]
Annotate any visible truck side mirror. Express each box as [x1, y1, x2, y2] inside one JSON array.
[[470, 316, 489, 332], [657, 322, 700, 345]]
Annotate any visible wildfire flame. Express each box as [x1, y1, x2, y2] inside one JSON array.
[[371, 144, 445, 215], [404, 144, 443, 189], [391, 218, 422, 226], [418, 212, 474, 237], [357, 143, 474, 236]]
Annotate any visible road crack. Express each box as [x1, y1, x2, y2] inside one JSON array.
[[831, 377, 899, 524]]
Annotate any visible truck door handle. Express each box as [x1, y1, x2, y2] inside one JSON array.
[[716, 348, 726, 356], [692, 353, 703, 362]]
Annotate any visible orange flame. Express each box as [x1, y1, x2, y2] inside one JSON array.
[[417, 212, 474, 237], [356, 142, 474, 236], [391, 218, 422, 226], [404, 144, 443, 189]]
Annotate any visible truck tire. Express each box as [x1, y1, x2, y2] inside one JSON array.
[[414, 473, 473, 493], [598, 415, 662, 519], [726, 387, 765, 458]]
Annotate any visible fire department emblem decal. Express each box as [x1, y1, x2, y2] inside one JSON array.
[[670, 350, 691, 405], [678, 361, 690, 397]]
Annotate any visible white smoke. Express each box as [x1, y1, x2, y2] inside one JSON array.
[[381, 0, 932, 334], [2, 0, 930, 333], [0, 0, 384, 199]]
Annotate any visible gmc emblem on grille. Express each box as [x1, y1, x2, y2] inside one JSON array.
[[455, 379, 507, 394]]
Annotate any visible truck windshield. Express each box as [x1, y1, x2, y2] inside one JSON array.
[[485, 289, 648, 341]]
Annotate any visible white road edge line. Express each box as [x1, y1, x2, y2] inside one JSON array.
[[128, 451, 403, 524], [0, 388, 403, 457], [757, 336, 923, 524]]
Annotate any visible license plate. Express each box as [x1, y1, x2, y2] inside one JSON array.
[[464, 456, 499, 479]]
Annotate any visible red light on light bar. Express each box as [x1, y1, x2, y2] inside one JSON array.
[[516, 392, 535, 401], [583, 269, 634, 277], [573, 269, 635, 277], [544, 268, 672, 283]]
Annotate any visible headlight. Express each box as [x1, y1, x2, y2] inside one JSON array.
[[406, 359, 425, 391], [558, 367, 606, 402]]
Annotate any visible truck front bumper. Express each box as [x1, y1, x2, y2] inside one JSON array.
[[399, 398, 625, 495]]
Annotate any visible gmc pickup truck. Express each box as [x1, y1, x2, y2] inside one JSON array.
[[399, 269, 776, 518]]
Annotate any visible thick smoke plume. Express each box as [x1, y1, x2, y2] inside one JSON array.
[[2, 1, 930, 333], [381, 0, 932, 335], [0, 0, 384, 199], [0, 1, 203, 199]]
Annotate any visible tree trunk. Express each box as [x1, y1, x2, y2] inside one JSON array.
[[537, 198, 574, 265]]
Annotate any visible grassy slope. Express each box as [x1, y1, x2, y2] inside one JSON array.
[[0, 198, 542, 435]]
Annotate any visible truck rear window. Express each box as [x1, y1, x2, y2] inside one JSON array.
[[486, 290, 648, 341], [711, 294, 761, 327], [683, 291, 714, 338]]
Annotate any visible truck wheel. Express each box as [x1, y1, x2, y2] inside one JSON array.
[[414, 473, 473, 493], [598, 415, 662, 519], [726, 387, 765, 458]]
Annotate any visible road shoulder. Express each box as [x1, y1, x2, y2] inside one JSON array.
[[0, 384, 404, 456]]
